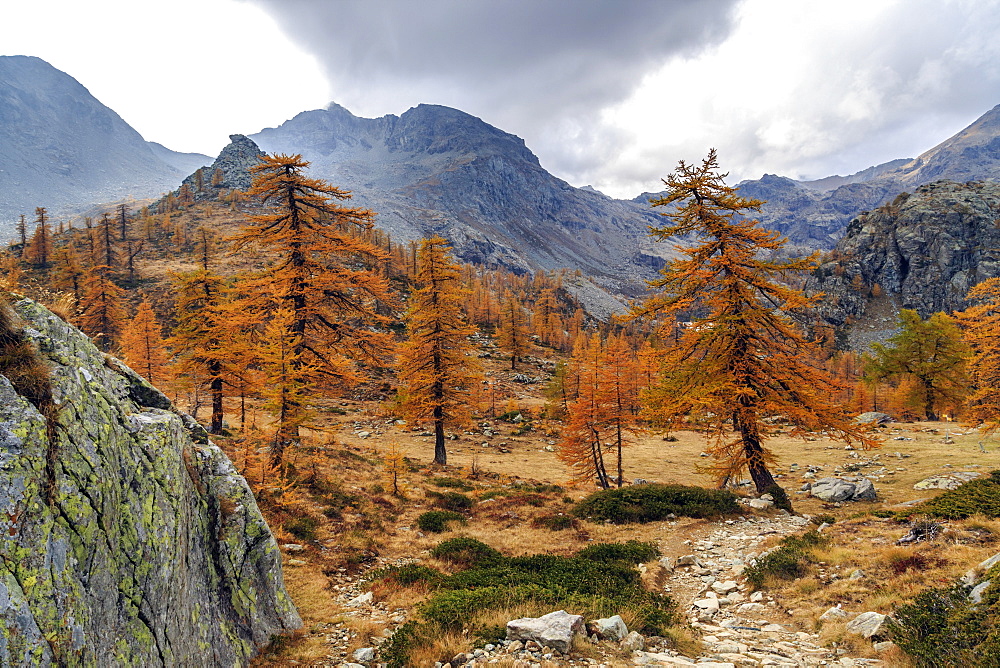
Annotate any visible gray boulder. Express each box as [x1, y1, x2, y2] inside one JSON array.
[[846, 612, 892, 638], [588, 614, 627, 641], [620, 630, 645, 652], [852, 478, 877, 501], [854, 412, 893, 426], [506, 610, 583, 653], [913, 472, 982, 490], [810, 477, 857, 502], [0, 298, 300, 665], [971, 581, 992, 604]]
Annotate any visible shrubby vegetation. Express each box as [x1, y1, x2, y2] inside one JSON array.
[[743, 531, 827, 590], [572, 483, 740, 523], [374, 537, 675, 667], [898, 470, 1000, 520]]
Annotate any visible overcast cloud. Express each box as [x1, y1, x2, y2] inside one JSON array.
[[245, 0, 1000, 197]]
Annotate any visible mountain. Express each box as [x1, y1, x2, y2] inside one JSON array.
[[739, 104, 1000, 250], [0, 56, 207, 233], [249, 103, 671, 296], [0, 297, 300, 663], [804, 180, 1000, 348]]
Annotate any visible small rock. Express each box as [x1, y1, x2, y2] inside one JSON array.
[[873, 640, 898, 652], [712, 580, 739, 595], [348, 592, 373, 606], [846, 611, 891, 638], [971, 580, 992, 604], [748, 498, 773, 510], [352, 647, 375, 663], [819, 606, 849, 622], [659, 556, 677, 571], [506, 610, 583, 654], [282, 543, 306, 552], [587, 614, 627, 641], [620, 630, 645, 652]]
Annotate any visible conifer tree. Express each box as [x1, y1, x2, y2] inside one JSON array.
[[258, 306, 316, 459], [958, 279, 1000, 432], [78, 267, 125, 352], [599, 334, 641, 486], [631, 150, 877, 493], [532, 287, 561, 347], [16, 214, 27, 252], [120, 297, 170, 387], [867, 309, 970, 421], [497, 290, 529, 369], [558, 333, 611, 488], [396, 236, 480, 465], [230, 153, 396, 461], [24, 207, 53, 270], [51, 243, 86, 298]]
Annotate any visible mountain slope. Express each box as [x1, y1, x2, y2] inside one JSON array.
[[740, 104, 1000, 250], [250, 103, 671, 294], [0, 56, 192, 232]]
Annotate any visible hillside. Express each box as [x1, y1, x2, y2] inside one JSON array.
[[0, 56, 207, 232]]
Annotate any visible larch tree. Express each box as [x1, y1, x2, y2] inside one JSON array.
[[16, 214, 27, 252], [120, 296, 171, 387], [24, 207, 53, 270], [497, 290, 529, 369], [78, 266, 125, 352], [958, 278, 1000, 432], [229, 153, 396, 463], [599, 334, 641, 487], [396, 236, 481, 465], [631, 150, 878, 494], [866, 309, 970, 421], [558, 333, 612, 488]]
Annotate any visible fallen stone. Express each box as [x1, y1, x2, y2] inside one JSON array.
[[506, 610, 583, 654], [846, 612, 891, 638], [748, 498, 773, 510], [819, 606, 849, 622], [852, 478, 877, 501], [913, 471, 982, 490], [353, 647, 375, 663], [810, 478, 857, 502], [873, 641, 898, 653], [761, 623, 786, 632], [621, 630, 645, 652], [694, 598, 721, 612], [677, 555, 699, 567], [712, 580, 739, 595], [659, 556, 677, 571], [349, 592, 373, 606], [971, 580, 992, 604], [589, 614, 628, 641], [737, 602, 768, 615], [854, 412, 892, 426], [980, 552, 1000, 572]]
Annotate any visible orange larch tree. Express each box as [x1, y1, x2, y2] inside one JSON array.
[[24, 207, 53, 270], [558, 333, 614, 488], [396, 236, 481, 465], [956, 279, 1000, 432], [78, 266, 125, 352], [497, 290, 529, 369], [120, 296, 171, 387], [631, 150, 878, 494], [230, 153, 397, 462], [599, 334, 642, 487]]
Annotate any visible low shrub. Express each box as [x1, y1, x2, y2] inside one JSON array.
[[576, 540, 660, 564], [532, 513, 575, 531], [285, 515, 320, 542], [763, 484, 793, 512], [573, 484, 740, 523], [743, 531, 827, 590], [810, 514, 837, 526], [417, 510, 467, 533], [370, 564, 444, 588], [889, 579, 1000, 665], [430, 537, 504, 568], [428, 490, 475, 512], [430, 476, 474, 491], [899, 472, 1000, 520]]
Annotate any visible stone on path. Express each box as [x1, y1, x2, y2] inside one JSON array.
[[846, 611, 891, 638], [588, 614, 628, 641], [621, 630, 645, 652], [913, 471, 982, 490], [506, 610, 583, 654]]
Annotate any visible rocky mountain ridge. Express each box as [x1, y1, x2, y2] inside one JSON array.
[[249, 103, 672, 296], [0, 56, 208, 234], [804, 179, 1000, 347], [0, 297, 299, 664]]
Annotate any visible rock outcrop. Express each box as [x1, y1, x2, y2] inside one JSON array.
[[0, 298, 300, 665], [804, 180, 1000, 346], [177, 134, 266, 200]]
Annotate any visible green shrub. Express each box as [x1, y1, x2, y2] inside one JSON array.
[[417, 510, 467, 533], [763, 484, 793, 512], [743, 531, 826, 590], [428, 490, 475, 512], [430, 537, 504, 568], [900, 473, 1000, 520], [810, 514, 837, 526], [380, 621, 419, 668], [430, 477, 474, 491], [573, 484, 740, 523], [532, 513, 575, 531], [889, 581, 1000, 666], [285, 515, 320, 542], [576, 540, 660, 564]]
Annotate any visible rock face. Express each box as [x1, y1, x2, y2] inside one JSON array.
[[804, 180, 1000, 345], [809, 477, 877, 502], [177, 134, 266, 200], [0, 56, 207, 230], [0, 298, 300, 665]]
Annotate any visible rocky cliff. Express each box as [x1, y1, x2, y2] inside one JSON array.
[[0, 297, 300, 665], [804, 180, 1000, 346]]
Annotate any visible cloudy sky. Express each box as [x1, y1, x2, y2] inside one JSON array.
[[5, 0, 1000, 198]]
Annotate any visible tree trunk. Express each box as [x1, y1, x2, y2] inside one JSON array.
[[924, 381, 938, 421], [209, 373, 224, 435], [735, 411, 776, 493], [433, 406, 447, 465]]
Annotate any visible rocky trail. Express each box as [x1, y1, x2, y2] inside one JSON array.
[[294, 510, 886, 668]]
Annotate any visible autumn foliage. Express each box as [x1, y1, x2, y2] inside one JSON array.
[[630, 150, 878, 493], [396, 236, 481, 465]]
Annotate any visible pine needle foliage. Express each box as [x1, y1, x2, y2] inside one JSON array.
[[230, 154, 397, 460], [631, 150, 878, 492], [958, 279, 1000, 432], [396, 236, 480, 465], [119, 296, 170, 388]]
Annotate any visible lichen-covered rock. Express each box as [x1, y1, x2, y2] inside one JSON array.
[[0, 299, 300, 666], [506, 610, 583, 654]]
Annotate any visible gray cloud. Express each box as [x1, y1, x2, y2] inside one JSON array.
[[241, 0, 740, 176]]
